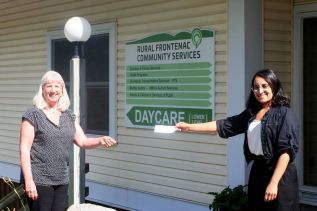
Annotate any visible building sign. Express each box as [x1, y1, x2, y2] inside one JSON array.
[[125, 28, 215, 128]]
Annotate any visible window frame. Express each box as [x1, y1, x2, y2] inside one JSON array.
[[294, 4, 317, 206], [47, 22, 117, 138]]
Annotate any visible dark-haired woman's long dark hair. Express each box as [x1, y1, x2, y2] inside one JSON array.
[[246, 69, 290, 114]]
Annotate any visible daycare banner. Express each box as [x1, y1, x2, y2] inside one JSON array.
[[125, 28, 215, 128]]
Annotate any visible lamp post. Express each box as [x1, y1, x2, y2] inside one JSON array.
[[64, 16, 91, 205]]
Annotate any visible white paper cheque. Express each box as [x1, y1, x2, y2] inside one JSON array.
[[154, 125, 177, 134]]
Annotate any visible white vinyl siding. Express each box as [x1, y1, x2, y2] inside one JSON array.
[[294, 0, 317, 5], [263, 0, 292, 94], [115, 0, 228, 204], [0, 0, 227, 205]]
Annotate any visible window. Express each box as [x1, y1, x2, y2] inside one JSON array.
[[48, 23, 116, 136], [303, 17, 317, 186], [294, 5, 317, 206]]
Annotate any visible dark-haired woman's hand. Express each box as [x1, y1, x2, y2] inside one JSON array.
[[264, 182, 278, 202], [175, 122, 190, 132]]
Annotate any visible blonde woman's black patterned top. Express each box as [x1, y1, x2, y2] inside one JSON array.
[[22, 107, 76, 186]]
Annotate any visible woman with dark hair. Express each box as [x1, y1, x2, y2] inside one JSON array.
[[176, 69, 299, 211]]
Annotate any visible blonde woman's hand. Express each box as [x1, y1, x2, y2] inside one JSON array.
[[24, 180, 38, 200], [175, 122, 190, 132], [100, 136, 117, 148]]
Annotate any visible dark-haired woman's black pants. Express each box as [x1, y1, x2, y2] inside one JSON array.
[[248, 157, 299, 211]]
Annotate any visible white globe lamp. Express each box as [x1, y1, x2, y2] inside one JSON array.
[[64, 17, 91, 42]]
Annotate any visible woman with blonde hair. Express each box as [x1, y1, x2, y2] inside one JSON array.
[[20, 70, 117, 211]]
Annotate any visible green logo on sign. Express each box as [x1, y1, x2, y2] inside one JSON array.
[[191, 28, 203, 48]]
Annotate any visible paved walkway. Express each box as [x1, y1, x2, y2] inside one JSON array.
[[67, 203, 117, 211]]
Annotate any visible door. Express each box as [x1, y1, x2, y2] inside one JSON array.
[[294, 5, 317, 208]]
